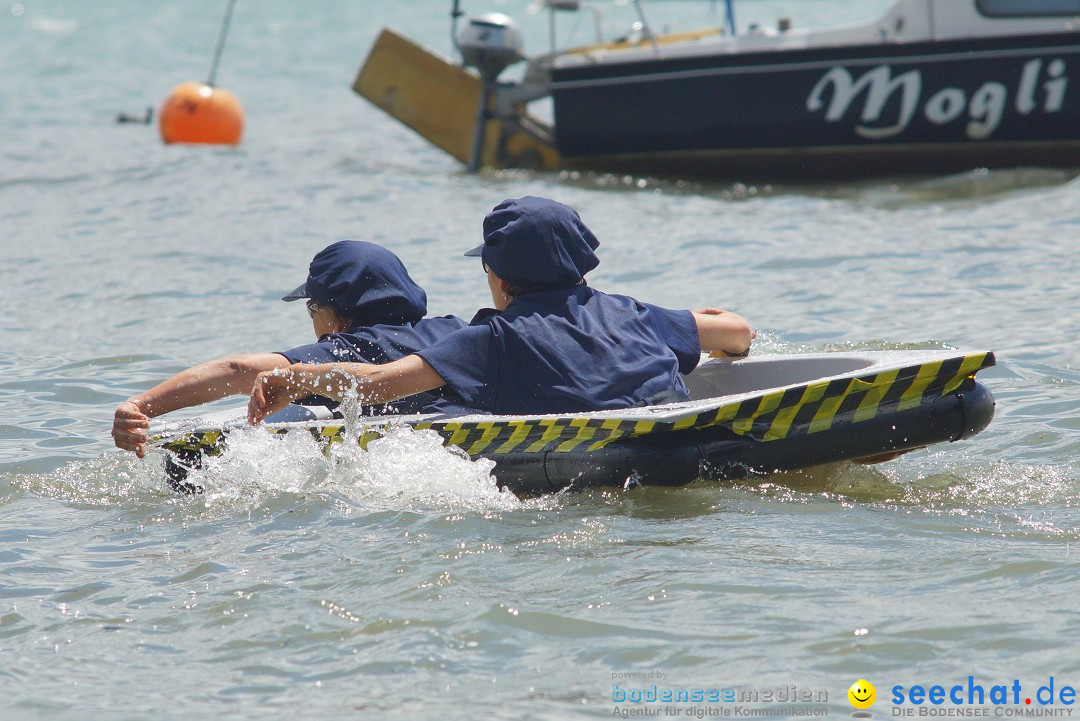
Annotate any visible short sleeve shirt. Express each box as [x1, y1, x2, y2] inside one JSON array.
[[416, 287, 700, 415], [279, 315, 468, 414]]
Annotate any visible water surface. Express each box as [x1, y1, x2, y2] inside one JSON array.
[[2, 1, 1079, 719]]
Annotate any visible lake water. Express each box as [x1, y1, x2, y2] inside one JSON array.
[[2, 1, 1079, 719]]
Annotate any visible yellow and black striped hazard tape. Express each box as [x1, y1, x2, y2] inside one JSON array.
[[153, 352, 993, 460]]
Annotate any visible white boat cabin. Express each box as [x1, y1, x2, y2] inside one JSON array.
[[552, 0, 1080, 69]]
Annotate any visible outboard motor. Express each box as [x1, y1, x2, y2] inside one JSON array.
[[456, 13, 524, 81], [456, 14, 525, 172]]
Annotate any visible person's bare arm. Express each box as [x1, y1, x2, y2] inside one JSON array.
[[247, 355, 446, 425], [691, 308, 755, 356], [113, 353, 291, 457]]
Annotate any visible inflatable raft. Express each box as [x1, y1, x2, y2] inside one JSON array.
[[150, 349, 996, 496]]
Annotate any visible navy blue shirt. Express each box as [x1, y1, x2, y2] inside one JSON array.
[[416, 286, 700, 415], [280, 316, 468, 414]]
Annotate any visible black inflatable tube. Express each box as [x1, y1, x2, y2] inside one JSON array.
[[164, 380, 994, 497], [489, 380, 995, 495]]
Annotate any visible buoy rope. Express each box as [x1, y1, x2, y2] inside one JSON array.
[[206, 0, 237, 87]]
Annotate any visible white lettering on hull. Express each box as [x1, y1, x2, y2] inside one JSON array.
[[806, 59, 1069, 141]]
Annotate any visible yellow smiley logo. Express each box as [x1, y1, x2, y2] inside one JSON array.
[[848, 679, 876, 709]]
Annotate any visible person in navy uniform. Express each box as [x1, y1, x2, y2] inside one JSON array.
[[246, 197, 753, 422], [112, 240, 466, 457]]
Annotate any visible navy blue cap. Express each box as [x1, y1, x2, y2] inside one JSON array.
[[283, 240, 427, 326], [464, 196, 599, 286]]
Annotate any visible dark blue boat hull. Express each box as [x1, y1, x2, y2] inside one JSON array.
[[551, 32, 1080, 179]]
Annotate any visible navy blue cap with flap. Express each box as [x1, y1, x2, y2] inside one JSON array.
[[283, 240, 427, 326], [464, 196, 599, 286]]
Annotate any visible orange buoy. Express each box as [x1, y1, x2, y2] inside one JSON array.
[[159, 81, 244, 145]]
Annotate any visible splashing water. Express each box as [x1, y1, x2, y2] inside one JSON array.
[[7, 451, 169, 509], [9, 382, 526, 514], [183, 418, 522, 514]]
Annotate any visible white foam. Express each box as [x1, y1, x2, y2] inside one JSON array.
[[186, 421, 523, 513]]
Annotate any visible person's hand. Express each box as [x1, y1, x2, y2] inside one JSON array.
[[694, 308, 757, 342], [693, 307, 756, 358], [112, 400, 150, 458], [695, 308, 756, 343], [247, 368, 307, 425]]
